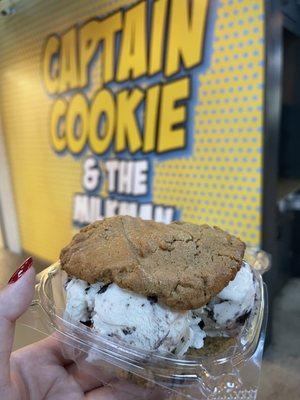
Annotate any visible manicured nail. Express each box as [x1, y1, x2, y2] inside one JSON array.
[[8, 257, 33, 284]]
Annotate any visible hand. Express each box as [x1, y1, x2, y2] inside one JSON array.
[[0, 257, 145, 400]]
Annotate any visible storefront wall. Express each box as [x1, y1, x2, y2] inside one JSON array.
[[0, 0, 265, 262]]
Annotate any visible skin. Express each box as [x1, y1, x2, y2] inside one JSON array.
[[0, 265, 162, 400]]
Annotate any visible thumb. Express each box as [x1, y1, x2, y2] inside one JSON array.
[[0, 257, 35, 388]]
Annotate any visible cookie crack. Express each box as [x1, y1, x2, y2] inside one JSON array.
[[173, 281, 195, 293], [120, 217, 142, 268], [159, 235, 194, 252], [216, 253, 243, 264]]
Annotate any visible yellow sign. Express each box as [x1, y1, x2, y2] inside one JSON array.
[[43, 1, 208, 156], [0, 0, 264, 262]]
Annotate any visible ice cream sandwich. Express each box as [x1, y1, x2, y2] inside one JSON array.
[[60, 216, 256, 356]]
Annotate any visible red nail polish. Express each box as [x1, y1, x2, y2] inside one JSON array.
[[8, 257, 33, 284]]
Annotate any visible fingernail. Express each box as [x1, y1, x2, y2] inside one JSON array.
[[8, 257, 33, 284]]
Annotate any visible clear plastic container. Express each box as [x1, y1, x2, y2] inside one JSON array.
[[20, 251, 269, 400]]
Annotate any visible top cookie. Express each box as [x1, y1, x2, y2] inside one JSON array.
[[60, 216, 245, 310]]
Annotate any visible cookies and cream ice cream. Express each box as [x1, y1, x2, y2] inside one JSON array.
[[64, 261, 255, 355], [207, 262, 256, 328], [191, 262, 257, 338], [61, 216, 255, 356], [64, 278, 206, 355]]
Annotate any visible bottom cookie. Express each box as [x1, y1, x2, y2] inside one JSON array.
[[116, 336, 237, 399]]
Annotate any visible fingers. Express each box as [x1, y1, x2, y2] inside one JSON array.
[[13, 336, 73, 367], [85, 386, 127, 400], [15, 337, 105, 393], [0, 258, 35, 388], [67, 362, 104, 392], [85, 379, 166, 400]]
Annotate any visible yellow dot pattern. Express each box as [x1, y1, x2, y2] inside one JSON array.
[[154, 0, 264, 246]]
